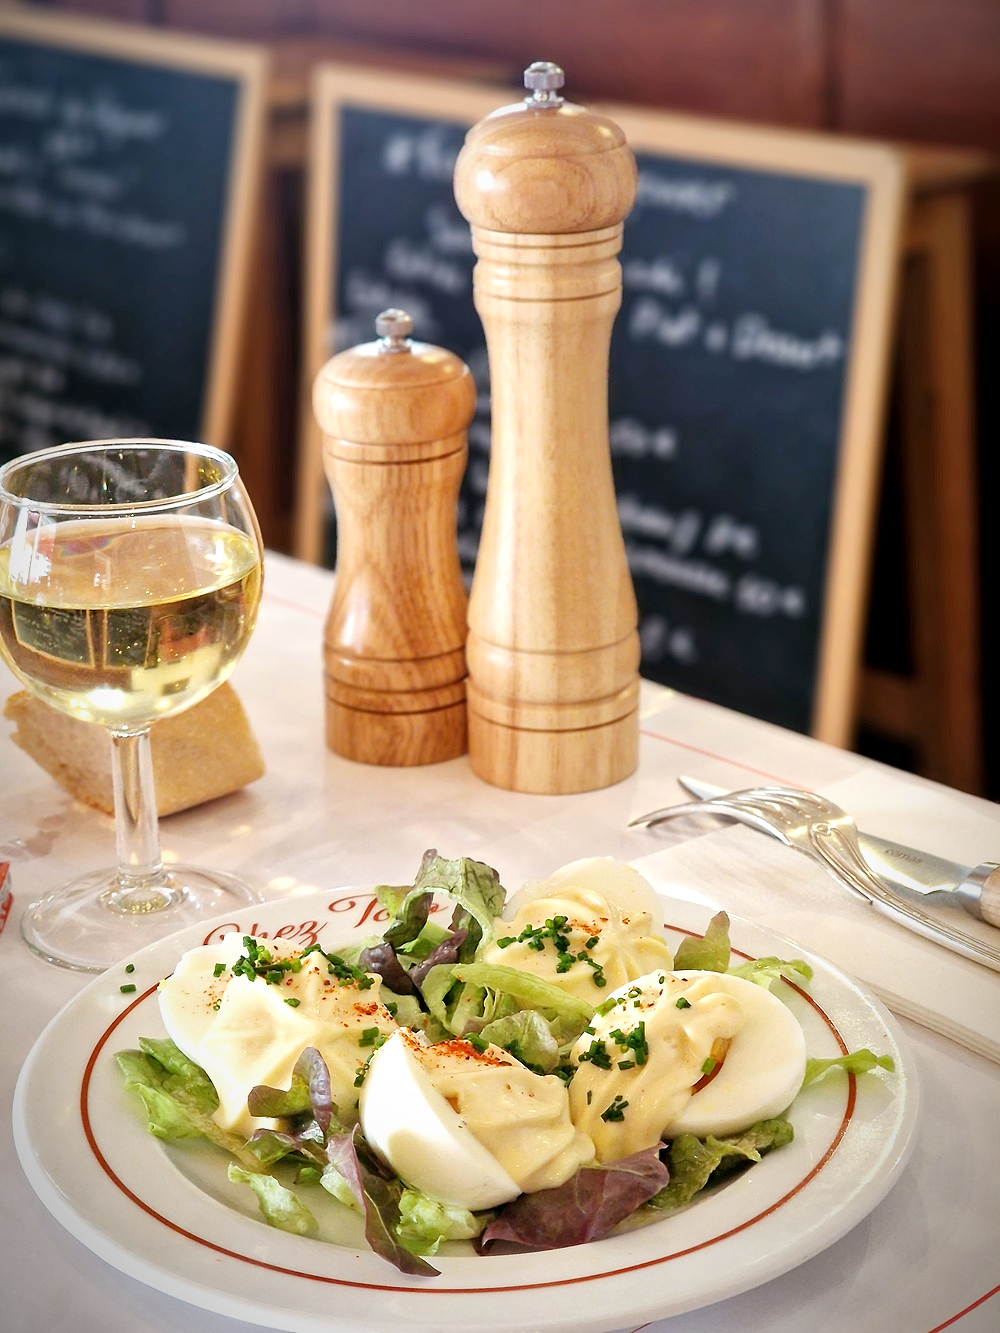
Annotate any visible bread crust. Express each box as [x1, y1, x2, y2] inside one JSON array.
[[4, 681, 265, 816]]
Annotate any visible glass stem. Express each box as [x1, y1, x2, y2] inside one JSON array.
[[106, 729, 174, 913]]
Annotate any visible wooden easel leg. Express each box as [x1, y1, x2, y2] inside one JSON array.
[[859, 189, 984, 793]]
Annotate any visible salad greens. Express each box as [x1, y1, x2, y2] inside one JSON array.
[[116, 851, 895, 1276], [651, 1119, 795, 1211]]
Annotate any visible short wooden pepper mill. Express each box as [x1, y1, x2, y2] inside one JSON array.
[[453, 61, 641, 793], [312, 308, 475, 765]]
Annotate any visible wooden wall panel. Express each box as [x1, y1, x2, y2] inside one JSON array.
[[308, 0, 828, 126], [44, 0, 156, 18], [141, 0, 830, 127], [832, 0, 1000, 150], [161, 1, 317, 38]]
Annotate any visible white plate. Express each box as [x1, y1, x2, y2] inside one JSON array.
[[13, 889, 918, 1333]]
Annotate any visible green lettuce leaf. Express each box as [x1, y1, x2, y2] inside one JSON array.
[[672, 915, 811, 992], [728, 955, 814, 988], [673, 911, 732, 972], [802, 1049, 895, 1087], [396, 921, 451, 960], [415, 851, 505, 948], [378, 882, 432, 950], [116, 1042, 263, 1169], [384, 991, 431, 1033], [396, 1189, 485, 1253], [651, 1118, 794, 1211], [373, 851, 506, 967], [479, 1008, 562, 1073], [453, 961, 596, 1042], [228, 1163, 318, 1235], [134, 1036, 219, 1115], [319, 1161, 360, 1210], [419, 962, 486, 1034]]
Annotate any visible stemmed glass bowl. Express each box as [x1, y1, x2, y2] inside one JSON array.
[[0, 439, 264, 971]]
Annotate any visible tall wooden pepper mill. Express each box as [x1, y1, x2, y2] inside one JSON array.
[[453, 61, 641, 793], [313, 308, 475, 765]]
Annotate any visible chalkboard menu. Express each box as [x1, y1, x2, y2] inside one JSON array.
[[0, 9, 266, 466], [301, 66, 903, 744]]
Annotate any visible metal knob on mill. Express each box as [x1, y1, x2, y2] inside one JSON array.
[[312, 308, 475, 765], [453, 61, 641, 794]]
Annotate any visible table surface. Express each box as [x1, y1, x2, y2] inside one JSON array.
[[1, 551, 997, 1333]]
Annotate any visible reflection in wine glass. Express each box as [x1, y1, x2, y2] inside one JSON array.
[[0, 439, 264, 971]]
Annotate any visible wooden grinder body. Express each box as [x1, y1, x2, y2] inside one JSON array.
[[454, 79, 641, 793], [313, 321, 475, 764]]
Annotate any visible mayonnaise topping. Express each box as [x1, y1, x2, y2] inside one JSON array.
[[481, 878, 673, 1003], [158, 936, 397, 1136], [363, 1028, 595, 1201], [413, 1032, 596, 1193], [569, 970, 744, 1162]]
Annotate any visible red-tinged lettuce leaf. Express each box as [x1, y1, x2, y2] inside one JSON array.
[[325, 1126, 440, 1277], [475, 1145, 670, 1253], [358, 941, 420, 996], [409, 928, 469, 987], [247, 1047, 334, 1133]]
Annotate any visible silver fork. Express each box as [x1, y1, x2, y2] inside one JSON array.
[[630, 785, 1000, 972]]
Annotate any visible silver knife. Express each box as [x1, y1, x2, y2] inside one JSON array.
[[675, 775, 1000, 928]]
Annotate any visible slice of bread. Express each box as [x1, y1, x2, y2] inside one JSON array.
[[4, 681, 265, 816]]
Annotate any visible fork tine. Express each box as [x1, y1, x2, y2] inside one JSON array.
[[627, 799, 724, 827], [628, 795, 798, 846]]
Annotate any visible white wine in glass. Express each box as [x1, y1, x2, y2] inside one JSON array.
[[0, 439, 264, 971]]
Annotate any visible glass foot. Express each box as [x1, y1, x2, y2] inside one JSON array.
[[21, 866, 261, 973]]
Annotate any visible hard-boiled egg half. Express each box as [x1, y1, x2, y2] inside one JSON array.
[[569, 969, 807, 1162], [480, 857, 673, 1002], [158, 933, 397, 1137], [359, 1027, 595, 1211]]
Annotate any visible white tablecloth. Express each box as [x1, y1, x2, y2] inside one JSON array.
[[1, 552, 998, 1333]]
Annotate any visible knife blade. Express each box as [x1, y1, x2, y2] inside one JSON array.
[[676, 775, 1000, 929]]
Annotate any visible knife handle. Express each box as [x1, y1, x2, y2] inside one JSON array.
[[964, 864, 1000, 927]]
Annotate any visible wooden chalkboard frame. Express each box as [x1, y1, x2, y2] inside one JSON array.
[[298, 63, 508, 567], [0, 4, 268, 454], [299, 62, 904, 748]]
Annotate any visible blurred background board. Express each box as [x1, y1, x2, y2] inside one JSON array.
[[298, 64, 903, 747], [0, 7, 267, 465]]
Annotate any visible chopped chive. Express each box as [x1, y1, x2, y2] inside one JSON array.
[[676, 996, 691, 1009], [124, 962, 135, 973], [120, 983, 136, 994], [601, 1094, 629, 1122], [701, 1057, 717, 1076], [577, 1039, 612, 1070], [213, 962, 226, 977], [284, 996, 301, 1008]]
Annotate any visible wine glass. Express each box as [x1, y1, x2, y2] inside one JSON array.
[[0, 439, 264, 972]]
